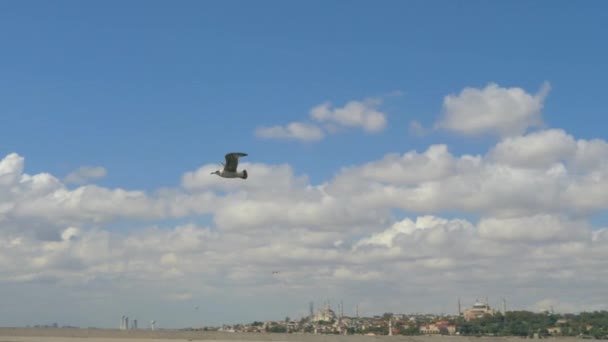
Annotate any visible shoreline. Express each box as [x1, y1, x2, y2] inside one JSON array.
[[0, 328, 595, 342]]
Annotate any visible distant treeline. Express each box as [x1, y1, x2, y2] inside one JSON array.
[[456, 311, 608, 339]]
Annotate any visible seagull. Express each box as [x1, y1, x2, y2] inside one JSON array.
[[211, 152, 248, 179]]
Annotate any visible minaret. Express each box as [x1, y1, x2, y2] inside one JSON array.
[[458, 297, 462, 315], [502, 298, 507, 313], [388, 317, 393, 336]]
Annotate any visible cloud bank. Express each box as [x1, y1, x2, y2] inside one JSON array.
[[2, 83, 608, 328]]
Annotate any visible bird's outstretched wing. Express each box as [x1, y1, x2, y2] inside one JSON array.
[[224, 152, 247, 172]]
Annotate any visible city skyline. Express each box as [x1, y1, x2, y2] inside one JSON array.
[[10, 297, 595, 330], [1, 0, 608, 329]]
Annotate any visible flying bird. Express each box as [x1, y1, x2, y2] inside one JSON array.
[[211, 152, 248, 179]]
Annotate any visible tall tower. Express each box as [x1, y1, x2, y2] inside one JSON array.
[[125, 317, 129, 330], [458, 297, 462, 315], [388, 317, 393, 336], [309, 301, 314, 319], [356, 304, 359, 318], [340, 300, 344, 318], [502, 298, 507, 313]]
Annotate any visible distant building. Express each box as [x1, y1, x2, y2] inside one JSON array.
[[312, 303, 337, 323], [463, 300, 495, 321], [420, 320, 456, 335], [120, 315, 130, 330]]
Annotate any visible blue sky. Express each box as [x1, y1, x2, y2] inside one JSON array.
[[2, 0, 607, 188], [2, 0, 608, 329]]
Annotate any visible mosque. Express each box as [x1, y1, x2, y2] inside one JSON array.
[[312, 303, 337, 323], [462, 299, 496, 321]]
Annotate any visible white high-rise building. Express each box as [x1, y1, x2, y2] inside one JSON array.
[[120, 315, 130, 330]]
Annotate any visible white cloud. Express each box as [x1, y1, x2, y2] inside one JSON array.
[[61, 227, 81, 241], [332, 144, 456, 187], [64, 166, 107, 184], [354, 215, 475, 249], [0, 153, 219, 239], [310, 98, 387, 133], [255, 122, 324, 141], [329, 130, 608, 218], [488, 129, 577, 168], [477, 214, 591, 243], [0, 153, 24, 186], [435, 82, 550, 137], [573, 138, 608, 170], [256, 97, 389, 142]]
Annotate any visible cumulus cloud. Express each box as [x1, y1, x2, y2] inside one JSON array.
[[488, 129, 577, 168], [353, 216, 475, 250], [435, 82, 551, 137], [310, 98, 387, 133], [255, 97, 389, 142], [64, 166, 107, 184], [0, 153, 219, 240], [0, 153, 24, 186], [255, 122, 324, 141], [328, 129, 608, 218]]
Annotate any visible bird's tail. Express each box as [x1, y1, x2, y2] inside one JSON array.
[[240, 169, 248, 179]]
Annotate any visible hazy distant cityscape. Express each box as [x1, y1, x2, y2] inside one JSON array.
[[19, 299, 608, 339]]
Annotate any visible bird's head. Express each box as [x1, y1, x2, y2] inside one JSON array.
[[210, 170, 220, 176]]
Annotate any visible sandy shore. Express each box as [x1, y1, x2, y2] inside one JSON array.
[[0, 328, 594, 342]]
